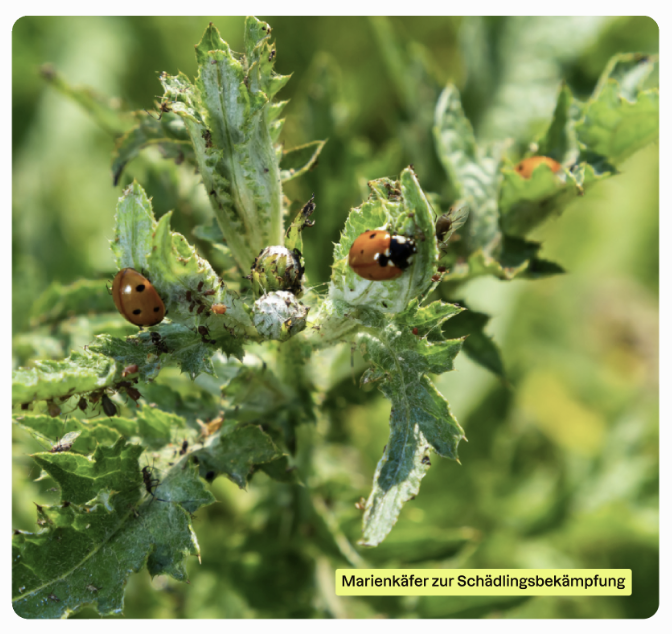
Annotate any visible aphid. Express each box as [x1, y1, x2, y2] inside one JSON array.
[[197, 325, 215, 344], [101, 394, 118, 417], [421, 455, 431, 466], [348, 230, 417, 281], [197, 281, 204, 292], [124, 385, 142, 403], [186, 290, 192, 302], [50, 431, 81, 454], [111, 268, 165, 327], [141, 464, 167, 502], [514, 156, 562, 179], [196, 304, 205, 315], [203, 289, 216, 297], [46, 400, 61, 418], [179, 440, 189, 456], [150, 331, 169, 354], [435, 214, 453, 242], [121, 364, 139, 378]]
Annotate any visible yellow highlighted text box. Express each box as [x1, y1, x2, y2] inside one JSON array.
[[335, 569, 631, 596]]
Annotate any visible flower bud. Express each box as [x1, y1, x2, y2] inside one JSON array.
[[248, 246, 304, 296], [252, 291, 309, 341]]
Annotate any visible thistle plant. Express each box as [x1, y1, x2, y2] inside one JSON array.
[[13, 17, 658, 618]]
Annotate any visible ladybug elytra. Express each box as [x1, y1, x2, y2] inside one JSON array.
[[348, 230, 416, 281], [111, 268, 165, 327]]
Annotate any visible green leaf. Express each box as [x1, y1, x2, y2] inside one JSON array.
[[111, 110, 193, 186], [285, 194, 317, 253], [280, 140, 326, 182], [440, 303, 506, 379], [12, 350, 118, 407], [136, 404, 186, 450], [13, 438, 214, 618], [473, 16, 611, 142], [112, 181, 256, 343], [194, 424, 286, 488], [537, 83, 578, 165], [159, 19, 291, 271], [576, 54, 658, 165], [433, 84, 503, 251], [330, 167, 438, 314], [443, 236, 564, 282], [13, 414, 125, 455], [258, 455, 302, 484], [498, 163, 576, 237], [357, 301, 466, 546], [29, 279, 114, 328]]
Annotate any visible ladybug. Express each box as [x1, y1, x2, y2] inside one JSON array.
[[514, 156, 562, 179], [348, 230, 416, 281], [111, 268, 165, 327]]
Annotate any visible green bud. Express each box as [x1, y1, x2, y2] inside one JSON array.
[[252, 291, 309, 341], [248, 246, 304, 296]]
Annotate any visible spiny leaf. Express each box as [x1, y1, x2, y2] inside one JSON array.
[[14, 415, 124, 455], [193, 424, 287, 488], [537, 82, 578, 165], [12, 350, 118, 406], [576, 53, 658, 165], [163, 19, 290, 271], [112, 181, 256, 344], [285, 194, 317, 253], [357, 301, 465, 546], [330, 167, 438, 314], [498, 163, 576, 237], [13, 439, 214, 618], [433, 84, 503, 252]]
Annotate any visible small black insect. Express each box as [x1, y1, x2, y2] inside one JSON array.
[[101, 394, 118, 417], [142, 464, 167, 503]]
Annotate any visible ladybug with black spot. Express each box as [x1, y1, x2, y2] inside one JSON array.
[[348, 230, 416, 281], [111, 268, 165, 327]]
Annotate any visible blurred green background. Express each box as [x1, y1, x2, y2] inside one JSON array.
[[12, 16, 658, 618]]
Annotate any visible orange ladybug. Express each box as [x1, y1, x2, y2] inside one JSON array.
[[348, 230, 416, 281], [111, 268, 165, 327], [514, 156, 562, 179]]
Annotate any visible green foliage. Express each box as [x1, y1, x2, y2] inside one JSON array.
[[330, 168, 438, 314], [13, 16, 658, 619], [576, 53, 659, 165], [12, 436, 215, 618], [357, 300, 465, 545]]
